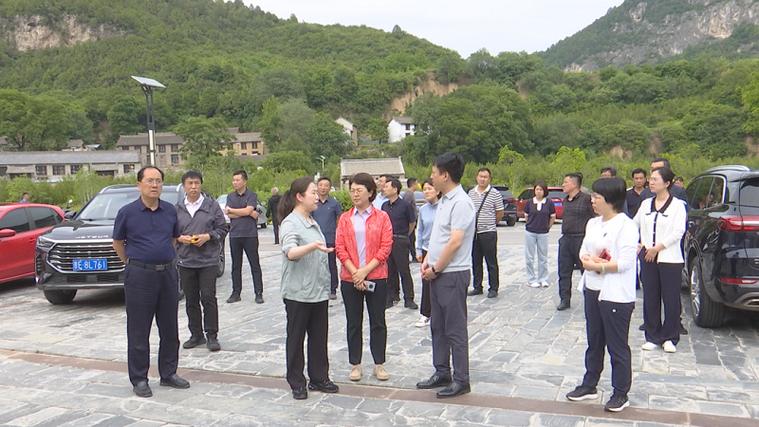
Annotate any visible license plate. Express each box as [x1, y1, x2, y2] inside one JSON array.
[[72, 258, 108, 272]]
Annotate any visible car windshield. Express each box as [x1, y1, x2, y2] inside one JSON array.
[[548, 191, 567, 200], [78, 190, 179, 221]]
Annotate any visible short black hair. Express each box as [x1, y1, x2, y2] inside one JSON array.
[[349, 172, 377, 202], [631, 168, 647, 178], [600, 166, 617, 177], [379, 174, 394, 180], [137, 166, 164, 182], [565, 172, 583, 188], [433, 152, 465, 183], [533, 180, 549, 197], [232, 169, 248, 181], [406, 177, 417, 188], [591, 177, 627, 213], [181, 170, 203, 184], [477, 167, 492, 177], [651, 157, 671, 168], [675, 176, 684, 183], [317, 176, 331, 184], [387, 177, 402, 194], [652, 166, 676, 189]]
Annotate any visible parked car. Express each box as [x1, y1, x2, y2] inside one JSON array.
[[35, 185, 225, 304], [515, 187, 566, 220], [216, 194, 267, 228], [0, 203, 64, 285], [493, 185, 517, 226], [681, 165, 759, 328]]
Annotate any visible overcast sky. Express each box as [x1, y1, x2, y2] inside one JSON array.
[[245, 1, 624, 57]]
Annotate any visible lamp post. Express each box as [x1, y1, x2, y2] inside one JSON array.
[[316, 155, 326, 171], [131, 76, 166, 166]]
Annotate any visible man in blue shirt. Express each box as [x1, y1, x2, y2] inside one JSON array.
[[113, 166, 190, 398], [312, 176, 342, 299]]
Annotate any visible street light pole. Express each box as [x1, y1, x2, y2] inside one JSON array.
[[131, 76, 166, 167], [317, 155, 326, 171]]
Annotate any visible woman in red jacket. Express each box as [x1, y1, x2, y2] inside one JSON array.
[[335, 172, 394, 383]]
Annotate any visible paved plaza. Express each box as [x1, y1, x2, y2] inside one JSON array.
[[1, 223, 759, 426]]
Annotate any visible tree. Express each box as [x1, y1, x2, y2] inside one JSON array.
[[107, 97, 143, 138], [306, 112, 350, 159], [742, 73, 759, 135], [0, 89, 84, 150], [261, 150, 314, 173], [174, 116, 234, 167]]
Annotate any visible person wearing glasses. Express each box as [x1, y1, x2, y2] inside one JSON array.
[[113, 166, 190, 398]]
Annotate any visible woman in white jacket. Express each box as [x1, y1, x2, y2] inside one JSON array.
[[566, 177, 638, 413], [634, 166, 686, 353]]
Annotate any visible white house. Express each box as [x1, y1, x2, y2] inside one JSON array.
[[387, 116, 415, 143], [335, 117, 358, 145]]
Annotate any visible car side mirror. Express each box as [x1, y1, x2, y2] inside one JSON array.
[[64, 211, 77, 220], [0, 228, 16, 238]]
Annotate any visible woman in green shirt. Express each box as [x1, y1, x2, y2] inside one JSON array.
[[278, 176, 337, 400]]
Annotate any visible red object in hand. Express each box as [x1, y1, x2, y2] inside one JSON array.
[[599, 249, 611, 261]]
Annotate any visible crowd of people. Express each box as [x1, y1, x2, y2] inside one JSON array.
[[112, 154, 690, 414]]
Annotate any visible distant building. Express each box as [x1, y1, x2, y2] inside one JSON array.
[[0, 151, 141, 181], [335, 117, 358, 145], [223, 128, 266, 157], [116, 132, 185, 169], [63, 140, 101, 152], [0, 136, 9, 151], [339, 157, 405, 189], [387, 116, 415, 143]]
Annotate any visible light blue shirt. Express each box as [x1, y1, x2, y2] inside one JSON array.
[[280, 212, 330, 303], [351, 206, 373, 267], [372, 193, 387, 210], [416, 201, 438, 253], [428, 185, 475, 273]]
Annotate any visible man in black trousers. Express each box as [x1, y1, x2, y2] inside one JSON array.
[[467, 168, 504, 298], [268, 187, 282, 245], [557, 172, 595, 311], [113, 166, 190, 398], [313, 176, 342, 300], [382, 177, 418, 309]]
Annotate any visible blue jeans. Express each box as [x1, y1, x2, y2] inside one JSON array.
[[525, 230, 549, 284]]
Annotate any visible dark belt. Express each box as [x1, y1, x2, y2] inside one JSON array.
[[393, 234, 409, 239], [128, 259, 174, 271]]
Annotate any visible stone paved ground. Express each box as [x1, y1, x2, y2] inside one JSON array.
[[1, 223, 759, 426]]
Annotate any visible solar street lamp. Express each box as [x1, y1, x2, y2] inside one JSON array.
[[131, 76, 166, 166]]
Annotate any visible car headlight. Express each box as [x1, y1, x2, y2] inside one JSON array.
[[37, 236, 55, 252]]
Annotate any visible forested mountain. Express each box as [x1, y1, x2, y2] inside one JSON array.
[[542, 0, 759, 71]]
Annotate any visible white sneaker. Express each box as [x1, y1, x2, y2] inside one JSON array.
[[641, 342, 657, 351], [528, 282, 541, 288], [540, 281, 550, 288], [415, 316, 430, 327], [663, 340, 677, 353]]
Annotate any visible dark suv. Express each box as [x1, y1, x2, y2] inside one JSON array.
[[682, 165, 759, 327], [35, 184, 223, 304]]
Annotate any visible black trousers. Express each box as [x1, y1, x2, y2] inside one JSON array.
[[471, 231, 499, 292], [341, 279, 387, 365], [284, 299, 330, 390], [420, 249, 431, 318], [640, 255, 683, 345], [409, 231, 417, 260], [124, 263, 179, 386], [327, 242, 338, 294], [273, 221, 280, 245], [558, 234, 584, 303], [179, 265, 219, 337], [581, 288, 634, 396], [229, 236, 263, 296], [387, 236, 415, 303], [431, 270, 470, 384]]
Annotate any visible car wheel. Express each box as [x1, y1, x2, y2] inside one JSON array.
[[217, 253, 225, 278], [689, 256, 725, 328], [44, 290, 76, 305], [506, 216, 516, 227]]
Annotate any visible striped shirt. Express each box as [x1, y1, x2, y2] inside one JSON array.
[[468, 185, 504, 233]]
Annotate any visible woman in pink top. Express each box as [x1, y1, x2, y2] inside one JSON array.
[[335, 172, 394, 383]]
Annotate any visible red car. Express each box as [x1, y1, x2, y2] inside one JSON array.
[[516, 187, 567, 220], [0, 203, 64, 285]]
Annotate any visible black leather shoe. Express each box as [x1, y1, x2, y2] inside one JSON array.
[[416, 374, 452, 389], [467, 289, 483, 296], [226, 294, 241, 304], [308, 380, 339, 393], [638, 323, 645, 331], [255, 294, 264, 304], [405, 301, 419, 309], [437, 382, 471, 398], [385, 300, 394, 309], [206, 335, 221, 352], [160, 374, 190, 389], [487, 290, 498, 298], [292, 387, 308, 400], [679, 322, 688, 335], [183, 335, 206, 349], [133, 380, 152, 398], [556, 300, 570, 311]]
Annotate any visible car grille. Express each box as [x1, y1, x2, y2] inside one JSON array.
[[47, 243, 124, 273]]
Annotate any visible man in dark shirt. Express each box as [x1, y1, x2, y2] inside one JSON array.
[[113, 166, 190, 398], [403, 178, 418, 262], [382, 177, 418, 309], [313, 176, 342, 299], [626, 168, 647, 219], [557, 172, 595, 311], [225, 170, 264, 304], [268, 187, 282, 245], [641, 158, 687, 202]]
